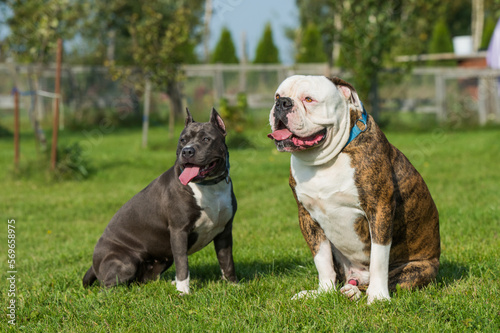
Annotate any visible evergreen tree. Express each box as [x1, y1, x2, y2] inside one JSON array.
[[428, 18, 454, 54], [254, 23, 280, 63], [296, 23, 327, 63], [428, 18, 455, 66], [211, 27, 239, 63], [481, 16, 497, 50]]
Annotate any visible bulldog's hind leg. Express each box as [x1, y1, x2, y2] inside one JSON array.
[[388, 258, 440, 291]]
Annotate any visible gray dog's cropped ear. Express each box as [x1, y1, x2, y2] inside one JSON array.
[[185, 108, 194, 126], [210, 108, 226, 136]]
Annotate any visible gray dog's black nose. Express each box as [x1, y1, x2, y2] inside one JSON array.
[[181, 146, 195, 158], [276, 97, 293, 111]]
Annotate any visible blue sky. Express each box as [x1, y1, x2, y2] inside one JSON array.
[[207, 0, 299, 64], [0, 1, 300, 64]]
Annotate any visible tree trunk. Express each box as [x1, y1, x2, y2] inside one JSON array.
[[203, 0, 212, 63], [368, 73, 380, 123], [472, 0, 484, 52], [166, 79, 183, 139], [332, 13, 342, 66], [28, 67, 47, 151]]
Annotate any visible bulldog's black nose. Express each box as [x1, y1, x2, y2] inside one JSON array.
[[276, 96, 293, 111], [181, 146, 195, 158]]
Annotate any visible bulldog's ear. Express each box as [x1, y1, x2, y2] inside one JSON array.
[[339, 86, 352, 100], [210, 107, 227, 136], [185, 108, 194, 126], [329, 77, 357, 104]]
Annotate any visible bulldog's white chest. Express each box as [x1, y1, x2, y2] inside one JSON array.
[[187, 181, 233, 254], [291, 153, 368, 264]]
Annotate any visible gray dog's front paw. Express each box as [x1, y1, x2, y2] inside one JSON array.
[[173, 277, 190, 295]]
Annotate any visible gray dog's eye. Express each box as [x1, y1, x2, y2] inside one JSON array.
[[203, 137, 211, 143]]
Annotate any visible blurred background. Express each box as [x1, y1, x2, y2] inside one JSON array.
[[0, 0, 499, 157]]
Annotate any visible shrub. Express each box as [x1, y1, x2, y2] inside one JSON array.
[[218, 93, 247, 133], [0, 122, 12, 137], [218, 93, 254, 149], [54, 142, 93, 181]]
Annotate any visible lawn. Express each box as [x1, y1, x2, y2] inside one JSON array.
[[1, 114, 499, 332]]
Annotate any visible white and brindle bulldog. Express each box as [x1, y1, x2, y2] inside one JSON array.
[[268, 75, 440, 304]]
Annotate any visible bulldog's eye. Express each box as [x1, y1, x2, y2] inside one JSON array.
[[275, 94, 280, 100], [304, 97, 313, 103]]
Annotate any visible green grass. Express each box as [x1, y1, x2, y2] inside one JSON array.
[[1, 116, 499, 332]]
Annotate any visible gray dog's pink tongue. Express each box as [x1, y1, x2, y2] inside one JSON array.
[[179, 165, 200, 185], [267, 128, 293, 140]]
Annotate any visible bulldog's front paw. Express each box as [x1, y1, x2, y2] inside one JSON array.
[[291, 290, 319, 300], [340, 284, 361, 301], [366, 285, 390, 304]]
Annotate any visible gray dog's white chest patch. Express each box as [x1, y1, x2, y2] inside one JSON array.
[[187, 181, 233, 254]]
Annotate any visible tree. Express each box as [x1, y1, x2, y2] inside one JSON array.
[[2, 0, 88, 63], [101, 0, 204, 136], [296, 22, 327, 63], [294, 0, 335, 64], [428, 19, 454, 53], [481, 15, 498, 49], [2, 0, 89, 150], [254, 23, 280, 63], [294, 0, 443, 120], [211, 27, 239, 63], [428, 18, 456, 66]]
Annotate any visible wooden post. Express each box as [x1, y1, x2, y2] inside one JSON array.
[[203, 0, 212, 63], [472, 0, 484, 52], [14, 88, 20, 169], [215, 64, 224, 101], [239, 32, 247, 92], [435, 74, 446, 122], [478, 76, 488, 125], [492, 79, 500, 122], [50, 38, 62, 170], [142, 79, 151, 148]]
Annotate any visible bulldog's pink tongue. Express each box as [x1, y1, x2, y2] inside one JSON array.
[[267, 128, 293, 140], [179, 165, 200, 185]]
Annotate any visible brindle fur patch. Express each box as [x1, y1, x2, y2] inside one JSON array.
[[353, 215, 371, 262], [340, 88, 440, 290], [289, 172, 327, 257]]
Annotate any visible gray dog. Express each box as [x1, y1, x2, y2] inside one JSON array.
[[83, 108, 237, 294]]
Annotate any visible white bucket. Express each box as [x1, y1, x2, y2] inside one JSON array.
[[453, 36, 473, 55]]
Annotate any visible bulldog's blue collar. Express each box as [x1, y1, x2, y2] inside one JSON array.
[[343, 104, 368, 149]]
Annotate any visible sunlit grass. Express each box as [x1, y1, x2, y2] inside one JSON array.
[[1, 117, 499, 332]]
